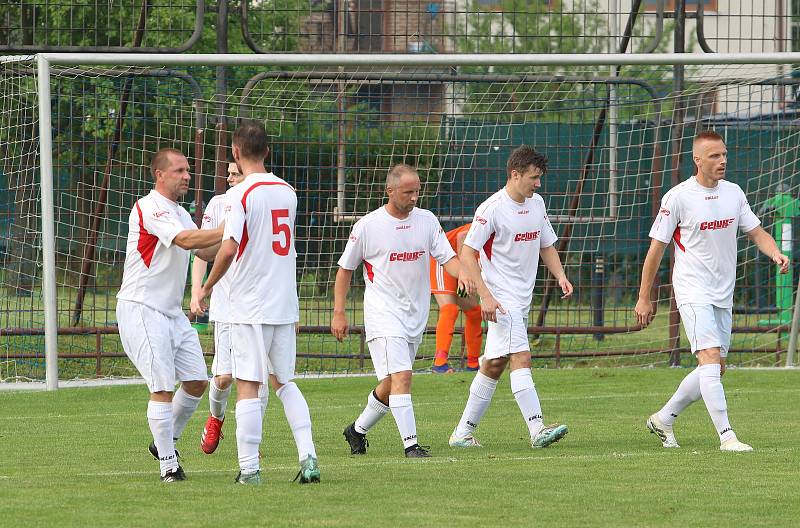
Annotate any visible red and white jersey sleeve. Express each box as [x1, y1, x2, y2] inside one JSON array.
[[648, 177, 760, 308], [338, 207, 455, 343], [217, 173, 299, 324], [116, 190, 196, 317], [200, 194, 231, 322], [464, 189, 557, 311]]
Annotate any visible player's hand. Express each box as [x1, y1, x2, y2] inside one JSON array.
[[773, 252, 790, 274], [331, 311, 349, 342], [558, 276, 573, 299], [720, 357, 726, 377], [456, 270, 475, 297], [191, 286, 211, 316], [634, 297, 655, 327], [189, 292, 204, 316], [479, 294, 505, 322]]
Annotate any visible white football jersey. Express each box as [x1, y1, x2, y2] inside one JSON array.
[[117, 189, 197, 318], [464, 189, 558, 311], [649, 176, 760, 308], [218, 173, 299, 324], [199, 194, 231, 322], [338, 206, 456, 343]]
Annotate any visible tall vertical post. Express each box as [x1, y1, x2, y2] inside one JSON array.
[[36, 55, 58, 391], [335, 0, 347, 219], [608, 0, 619, 218], [668, 0, 686, 367], [786, 276, 800, 367], [215, 0, 229, 195]]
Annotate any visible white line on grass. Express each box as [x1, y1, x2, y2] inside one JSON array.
[[3, 445, 776, 480], [3, 386, 799, 421]]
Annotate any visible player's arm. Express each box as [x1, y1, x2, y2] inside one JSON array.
[[540, 245, 573, 299], [460, 244, 504, 322], [172, 225, 224, 251], [745, 225, 790, 274], [190, 253, 209, 315], [331, 267, 353, 341], [634, 239, 668, 326], [191, 238, 237, 316]]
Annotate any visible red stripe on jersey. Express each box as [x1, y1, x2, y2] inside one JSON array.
[[364, 260, 375, 282], [672, 226, 685, 252], [483, 232, 496, 261], [240, 180, 294, 212], [236, 223, 249, 261], [135, 201, 158, 268], [236, 180, 293, 260]]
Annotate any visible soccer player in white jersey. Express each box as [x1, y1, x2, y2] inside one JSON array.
[[332, 164, 471, 458], [189, 161, 256, 454], [116, 148, 224, 482], [193, 121, 320, 485], [449, 145, 573, 450], [636, 130, 790, 452]]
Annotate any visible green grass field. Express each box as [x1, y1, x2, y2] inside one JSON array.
[[2, 368, 799, 527]]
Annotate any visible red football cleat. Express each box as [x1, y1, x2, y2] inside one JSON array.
[[200, 415, 224, 454]]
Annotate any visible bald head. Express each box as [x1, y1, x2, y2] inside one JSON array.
[[386, 164, 418, 188]]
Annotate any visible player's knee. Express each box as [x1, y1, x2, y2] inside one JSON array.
[[182, 379, 208, 397], [464, 305, 482, 322], [215, 374, 233, 390], [482, 357, 507, 379]]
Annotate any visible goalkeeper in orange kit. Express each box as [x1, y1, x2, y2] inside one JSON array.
[[430, 223, 482, 373]]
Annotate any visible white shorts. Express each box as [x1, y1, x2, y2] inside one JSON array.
[[678, 304, 732, 358], [116, 300, 208, 393], [211, 322, 232, 376], [367, 337, 420, 381], [230, 323, 296, 384], [484, 309, 530, 359]]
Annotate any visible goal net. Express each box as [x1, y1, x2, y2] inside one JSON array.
[[2, 54, 799, 383]]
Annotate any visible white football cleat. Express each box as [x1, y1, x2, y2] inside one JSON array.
[[449, 431, 482, 448], [646, 413, 680, 448], [720, 438, 753, 452]]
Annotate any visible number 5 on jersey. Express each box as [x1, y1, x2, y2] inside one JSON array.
[[272, 209, 291, 256]]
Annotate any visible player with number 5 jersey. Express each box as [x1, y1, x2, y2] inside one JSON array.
[[194, 121, 319, 486]]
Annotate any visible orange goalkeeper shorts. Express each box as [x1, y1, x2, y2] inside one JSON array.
[[430, 257, 458, 295]]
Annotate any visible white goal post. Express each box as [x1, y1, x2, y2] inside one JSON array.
[[12, 52, 800, 389]]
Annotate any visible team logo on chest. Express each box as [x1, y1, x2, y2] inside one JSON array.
[[514, 231, 540, 242], [389, 250, 425, 262], [699, 217, 735, 231]]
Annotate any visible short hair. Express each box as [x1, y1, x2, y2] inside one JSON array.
[[694, 130, 725, 145], [507, 145, 548, 177], [150, 148, 183, 180], [386, 164, 418, 187], [232, 120, 269, 160]]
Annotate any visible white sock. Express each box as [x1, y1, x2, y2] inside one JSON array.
[[510, 368, 544, 438], [235, 398, 263, 473], [147, 400, 177, 476], [354, 390, 389, 434], [697, 363, 736, 443], [657, 368, 701, 426], [209, 378, 232, 420], [389, 394, 418, 449], [455, 372, 498, 437], [276, 382, 317, 461], [258, 383, 269, 416], [172, 387, 201, 443]]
